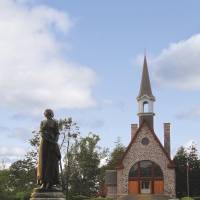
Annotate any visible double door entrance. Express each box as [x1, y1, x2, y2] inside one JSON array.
[[128, 180, 151, 194], [128, 180, 164, 194], [140, 180, 151, 194]]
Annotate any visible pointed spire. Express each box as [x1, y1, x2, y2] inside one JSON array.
[[137, 56, 155, 101]]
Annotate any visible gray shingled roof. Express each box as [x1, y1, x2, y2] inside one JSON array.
[[137, 56, 155, 101]]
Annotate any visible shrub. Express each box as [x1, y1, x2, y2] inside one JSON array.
[[181, 197, 194, 200], [14, 192, 30, 200], [0, 193, 14, 200], [90, 198, 112, 200], [72, 195, 90, 200]]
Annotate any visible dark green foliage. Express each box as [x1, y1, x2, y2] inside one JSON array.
[[0, 169, 10, 192], [89, 198, 112, 200], [72, 194, 90, 200], [0, 193, 14, 200], [0, 168, 30, 199], [0, 169, 14, 199], [181, 197, 194, 200], [14, 192, 30, 200], [174, 143, 200, 198], [106, 138, 126, 169], [0, 131, 39, 199], [8, 131, 39, 195], [99, 138, 126, 197], [64, 133, 107, 198], [9, 159, 36, 192]]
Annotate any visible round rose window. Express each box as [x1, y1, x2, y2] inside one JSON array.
[[141, 137, 149, 145]]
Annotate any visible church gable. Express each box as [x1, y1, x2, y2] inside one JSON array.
[[124, 122, 172, 168], [117, 121, 173, 170]]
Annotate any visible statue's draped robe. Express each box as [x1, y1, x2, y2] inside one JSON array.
[[37, 119, 61, 185]]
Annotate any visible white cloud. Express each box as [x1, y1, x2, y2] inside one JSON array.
[[0, 0, 96, 113], [0, 146, 26, 157], [10, 127, 31, 141], [78, 118, 105, 129], [150, 34, 200, 90], [0, 147, 26, 168], [176, 105, 200, 120]]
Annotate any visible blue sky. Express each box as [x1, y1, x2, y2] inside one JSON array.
[[1, 0, 200, 166]]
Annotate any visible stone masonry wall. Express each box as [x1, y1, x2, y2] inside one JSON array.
[[117, 124, 175, 198]]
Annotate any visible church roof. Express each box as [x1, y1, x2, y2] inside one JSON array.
[[137, 56, 155, 101], [116, 121, 175, 169]]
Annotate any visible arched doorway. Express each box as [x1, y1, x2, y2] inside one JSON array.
[[128, 160, 164, 194]]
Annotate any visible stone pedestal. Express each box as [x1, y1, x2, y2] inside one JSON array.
[[30, 188, 66, 200]]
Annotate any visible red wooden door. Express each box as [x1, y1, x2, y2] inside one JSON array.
[[154, 180, 164, 194], [128, 181, 139, 194]]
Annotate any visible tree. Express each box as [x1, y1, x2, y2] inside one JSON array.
[[106, 138, 126, 169], [187, 143, 200, 169], [99, 138, 126, 197], [58, 117, 80, 197], [8, 131, 40, 195], [186, 143, 200, 196], [9, 159, 36, 194], [0, 168, 10, 195], [173, 144, 200, 197], [64, 133, 107, 199], [26, 130, 40, 165], [174, 146, 188, 197], [58, 117, 80, 151]]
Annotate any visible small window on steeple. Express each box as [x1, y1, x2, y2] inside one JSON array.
[[143, 101, 149, 112]]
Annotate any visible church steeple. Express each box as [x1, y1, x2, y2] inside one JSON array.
[[137, 56, 155, 101], [137, 56, 155, 129]]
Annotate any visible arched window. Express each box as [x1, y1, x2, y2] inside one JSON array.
[[143, 101, 149, 112], [140, 160, 152, 177], [129, 160, 163, 179], [129, 163, 138, 178], [153, 163, 163, 177]]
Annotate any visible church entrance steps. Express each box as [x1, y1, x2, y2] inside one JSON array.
[[135, 194, 171, 200], [118, 194, 172, 200]]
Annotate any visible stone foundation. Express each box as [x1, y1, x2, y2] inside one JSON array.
[[30, 188, 66, 200]]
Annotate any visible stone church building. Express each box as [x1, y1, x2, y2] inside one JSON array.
[[105, 56, 176, 199]]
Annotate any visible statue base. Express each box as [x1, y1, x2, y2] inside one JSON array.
[[30, 188, 66, 200]]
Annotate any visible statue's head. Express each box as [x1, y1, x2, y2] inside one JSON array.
[[44, 109, 54, 119]]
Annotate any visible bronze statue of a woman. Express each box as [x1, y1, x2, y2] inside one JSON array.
[[37, 109, 61, 191]]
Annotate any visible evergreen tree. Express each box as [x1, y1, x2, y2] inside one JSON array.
[[106, 138, 126, 169], [174, 146, 188, 197], [173, 143, 200, 197]]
